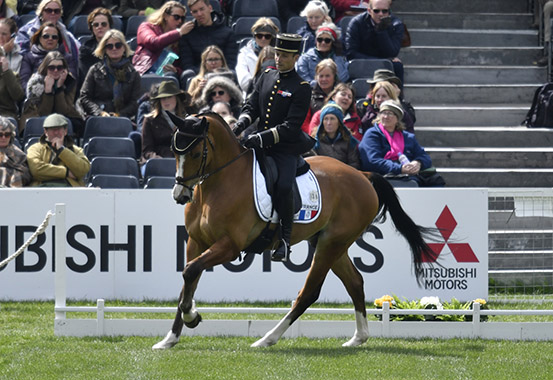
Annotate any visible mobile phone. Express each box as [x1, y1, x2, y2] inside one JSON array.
[[10, 33, 15, 39]]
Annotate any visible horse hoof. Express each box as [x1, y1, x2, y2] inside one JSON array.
[[184, 313, 202, 329], [342, 335, 368, 347], [152, 331, 179, 350], [251, 337, 276, 348]]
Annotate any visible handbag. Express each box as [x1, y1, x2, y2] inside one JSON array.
[[401, 24, 411, 48], [416, 167, 446, 187]]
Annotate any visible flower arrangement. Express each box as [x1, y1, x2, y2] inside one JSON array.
[[373, 295, 488, 322]]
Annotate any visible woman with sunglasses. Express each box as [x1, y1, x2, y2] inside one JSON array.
[[296, 0, 332, 53], [133, 1, 194, 76], [0, 116, 31, 188], [19, 22, 75, 92], [235, 17, 279, 94], [296, 22, 348, 84], [15, 0, 79, 72], [20, 50, 84, 136], [187, 45, 233, 103], [78, 29, 141, 120], [78, 7, 114, 85], [196, 74, 243, 118]]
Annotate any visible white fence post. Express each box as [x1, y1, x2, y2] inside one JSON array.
[[54, 203, 66, 320], [97, 299, 105, 336]]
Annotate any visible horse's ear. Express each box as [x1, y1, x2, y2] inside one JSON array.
[[199, 117, 208, 130], [166, 111, 186, 129]]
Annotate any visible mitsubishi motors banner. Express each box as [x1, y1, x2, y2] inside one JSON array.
[[0, 188, 488, 302]]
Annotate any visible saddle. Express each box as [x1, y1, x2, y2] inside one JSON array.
[[255, 148, 310, 216]]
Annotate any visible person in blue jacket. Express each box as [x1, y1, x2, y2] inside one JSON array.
[[358, 100, 432, 185], [295, 22, 349, 84]]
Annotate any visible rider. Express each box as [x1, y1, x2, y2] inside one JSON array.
[[233, 33, 313, 262]]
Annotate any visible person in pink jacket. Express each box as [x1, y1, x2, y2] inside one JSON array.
[[132, 1, 193, 76]]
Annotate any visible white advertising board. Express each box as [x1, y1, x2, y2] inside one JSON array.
[[0, 188, 488, 302]]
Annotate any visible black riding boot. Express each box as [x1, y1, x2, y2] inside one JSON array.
[[272, 194, 294, 262]]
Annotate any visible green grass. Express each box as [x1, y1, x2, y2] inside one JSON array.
[[2, 300, 553, 380]]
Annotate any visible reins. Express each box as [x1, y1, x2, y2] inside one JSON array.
[[173, 120, 251, 187]]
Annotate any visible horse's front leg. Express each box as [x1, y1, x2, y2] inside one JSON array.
[[153, 236, 240, 350]]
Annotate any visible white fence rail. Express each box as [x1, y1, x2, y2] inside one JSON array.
[[51, 203, 553, 341]]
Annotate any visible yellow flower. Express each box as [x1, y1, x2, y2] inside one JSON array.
[[473, 298, 487, 305], [374, 295, 394, 308]]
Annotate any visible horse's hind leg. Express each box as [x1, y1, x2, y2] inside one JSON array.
[[331, 254, 369, 347], [251, 244, 345, 348]]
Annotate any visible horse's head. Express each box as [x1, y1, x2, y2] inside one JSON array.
[[169, 113, 211, 204]]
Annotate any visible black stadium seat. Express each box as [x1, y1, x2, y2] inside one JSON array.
[[82, 116, 133, 144], [84, 137, 136, 160]]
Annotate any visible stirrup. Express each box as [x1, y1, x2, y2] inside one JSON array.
[[271, 239, 290, 262]]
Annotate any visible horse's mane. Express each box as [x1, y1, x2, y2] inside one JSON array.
[[195, 111, 242, 147]]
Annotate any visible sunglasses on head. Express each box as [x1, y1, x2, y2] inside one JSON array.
[[170, 14, 186, 21], [371, 8, 390, 14], [255, 33, 272, 40], [43, 7, 61, 14], [92, 21, 108, 28], [210, 90, 225, 97], [105, 42, 124, 50], [0, 132, 11, 138], [41, 33, 59, 40], [316, 37, 332, 44], [47, 64, 64, 71]]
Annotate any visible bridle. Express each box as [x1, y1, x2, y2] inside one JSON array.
[[172, 118, 250, 190]]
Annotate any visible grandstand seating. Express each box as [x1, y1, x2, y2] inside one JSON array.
[[347, 59, 394, 81], [24, 137, 40, 152], [82, 116, 133, 145], [140, 74, 180, 97], [143, 176, 175, 189], [84, 137, 136, 160], [89, 174, 140, 189], [125, 15, 146, 39], [23, 116, 74, 146], [142, 158, 176, 183], [286, 16, 305, 33], [231, 0, 278, 19], [352, 78, 371, 99], [87, 156, 140, 180]]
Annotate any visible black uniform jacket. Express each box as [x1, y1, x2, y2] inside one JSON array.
[[241, 68, 314, 155]]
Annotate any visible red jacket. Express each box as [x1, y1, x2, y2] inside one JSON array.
[[132, 22, 182, 75], [331, 0, 363, 22]]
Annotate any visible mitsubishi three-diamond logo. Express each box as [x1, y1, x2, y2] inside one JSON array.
[[423, 206, 479, 263]]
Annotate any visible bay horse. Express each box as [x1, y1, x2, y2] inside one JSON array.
[[152, 112, 436, 350]]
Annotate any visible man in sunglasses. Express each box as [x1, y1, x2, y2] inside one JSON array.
[[233, 34, 315, 263], [344, 0, 405, 85]]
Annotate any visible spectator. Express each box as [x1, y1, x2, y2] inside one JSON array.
[[132, 1, 194, 76], [313, 102, 360, 168], [0, 0, 17, 21], [360, 80, 414, 133], [0, 38, 24, 123], [0, 116, 31, 187], [116, 0, 165, 19], [141, 80, 190, 168], [295, 22, 348, 84], [20, 50, 84, 136], [296, 0, 332, 53], [78, 7, 114, 84], [235, 17, 279, 94], [78, 29, 141, 119], [331, 0, 365, 23], [211, 101, 232, 118], [19, 22, 76, 92], [308, 82, 361, 140], [178, 0, 237, 81], [196, 74, 243, 118], [26, 113, 90, 187], [535, 1, 553, 66], [358, 100, 432, 185], [15, 0, 80, 70], [187, 45, 230, 102], [306, 58, 338, 125], [244, 45, 276, 97], [345, 0, 405, 85], [0, 18, 22, 74]]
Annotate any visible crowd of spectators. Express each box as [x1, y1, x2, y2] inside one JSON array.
[[0, 0, 442, 188]]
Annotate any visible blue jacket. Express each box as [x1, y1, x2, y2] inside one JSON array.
[[296, 22, 316, 54], [295, 47, 349, 84], [345, 12, 404, 60], [358, 125, 431, 174]]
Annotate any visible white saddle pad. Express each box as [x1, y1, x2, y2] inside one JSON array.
[[252, 150, 322, 224]]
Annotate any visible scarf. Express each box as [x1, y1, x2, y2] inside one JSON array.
[[378, 123, 405, 161], [105, 57, 131, 112]]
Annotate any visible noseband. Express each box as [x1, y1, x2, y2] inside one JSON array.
[[171, 117, 250, 189]]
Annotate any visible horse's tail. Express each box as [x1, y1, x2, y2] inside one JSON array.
[[363, 172, 439, 283]]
